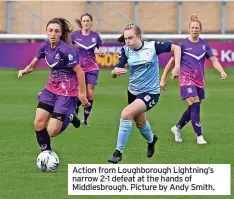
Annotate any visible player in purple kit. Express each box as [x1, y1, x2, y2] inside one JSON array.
[[18, 18, 89, 152], [160, 14, 227, 144], [71, 13, 104, 126]]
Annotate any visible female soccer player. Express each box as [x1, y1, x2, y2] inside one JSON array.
[[71, 13, 104, 126], [18, 18, 89, 152], [108, 22, 181, 164], [160, 14, 227, 144]]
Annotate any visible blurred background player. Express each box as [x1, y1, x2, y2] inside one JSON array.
[[18, 18, 89, 152], [108, 23, 181, 164], [71, 13, 104, 126], [160, 14, 227, 144]]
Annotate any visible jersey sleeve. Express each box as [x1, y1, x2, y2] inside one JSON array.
[[63, 48, 79, 68], [154, 41, 172, 55], [96, 33, 103, 48], [115, 47, 128, 68], [35, 41, 46, 59], [205, 42, 214, 59]]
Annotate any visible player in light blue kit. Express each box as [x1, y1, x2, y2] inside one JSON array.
[[108, 23, 181, 164]]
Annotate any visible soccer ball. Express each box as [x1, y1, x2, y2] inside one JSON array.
[[36, 150, 59, 172]]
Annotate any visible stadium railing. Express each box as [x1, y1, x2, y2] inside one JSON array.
[[0, 34, 234, 41]]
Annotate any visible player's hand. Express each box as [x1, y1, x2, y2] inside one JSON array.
[[18, 70, 26, 78], [171, 67, 180, 80], [221, 71, 227, 80], [80, 96, 90, 108], [112, 68, 128, 77], [98, 48, 104, 57], [160, 78, 167, 91]]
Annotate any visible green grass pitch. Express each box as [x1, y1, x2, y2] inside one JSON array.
[[0, 68, 233, 199]]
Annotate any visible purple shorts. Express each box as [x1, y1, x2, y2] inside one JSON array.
[[37, 89, 77, 114], [85, 70, 99, 85], [180, 85, 205, 100]]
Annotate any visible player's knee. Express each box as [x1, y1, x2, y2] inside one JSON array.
[[121, 108, 133, 120], [187, 96, 200, 105], [47, 127, 59, 137], [135, 120, 146, 128], [34, 120, 47, 131]]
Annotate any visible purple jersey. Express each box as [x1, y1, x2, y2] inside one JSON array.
[[71, 30, 103, 72], [179, 38, 213, 88], [36, 40, 78, 97]]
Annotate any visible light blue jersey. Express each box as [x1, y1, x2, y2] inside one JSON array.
[[116, 41, 172, 95]]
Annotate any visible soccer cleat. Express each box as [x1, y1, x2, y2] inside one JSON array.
[[70, 112, 80, 128], [171, 126, 182, 142], [147, 135, 158, 158], [197, 135, 207, 144], [82, 119, 89, 126], [108, 150, 122, 164]]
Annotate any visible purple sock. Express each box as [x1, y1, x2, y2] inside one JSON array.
[[36, 128, 51, 151], [190, 102, 202, 136], [77, 99, 81, 107], [75, 98, 82, 115], [59, 115, 71, 134], [84, 100, 93, 121], [176, 107, 191, 129]]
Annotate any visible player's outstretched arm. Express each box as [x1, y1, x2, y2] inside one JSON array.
[[18, 57, 39, 78], [73, 65, 90, 107], [111, 47, 128, 78], [160, 57, 175, 91], [209, 56, 227, 80], [170, 44, 181, 80]]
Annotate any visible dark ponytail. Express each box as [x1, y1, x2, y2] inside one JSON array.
[[117, 34, 125, 44], [75, 19, 82, 29]]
